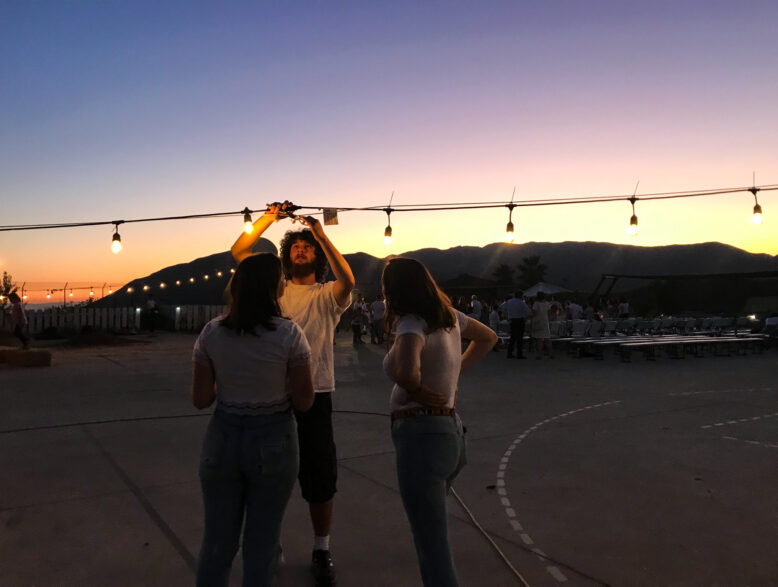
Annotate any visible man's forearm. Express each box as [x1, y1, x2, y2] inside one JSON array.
[[316, 232, 355, 289], [230, 213, 276, 263]]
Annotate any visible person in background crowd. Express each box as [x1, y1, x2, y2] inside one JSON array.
[[371, 295, 386, 344], [382, 257, 496, 586], [231, 203, 354, 586], [469, 295, 482, 319], [568, 299, 583, 320], [501, 291, 531, 359], [618, 298, 630, 319], [488, 304, 501, 352], [8, 292, 29, 349], [531, 291, 555, 359], [191, 253, 314, 586]]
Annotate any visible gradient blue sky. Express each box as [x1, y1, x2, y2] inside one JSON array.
[[2, 1, 777, 300]]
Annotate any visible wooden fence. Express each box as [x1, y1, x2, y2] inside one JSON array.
[[1, 305, 227, 335]]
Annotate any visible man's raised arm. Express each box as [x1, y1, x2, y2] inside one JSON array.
[[230, 204, 284, 264], [300, 216, 355, 307]]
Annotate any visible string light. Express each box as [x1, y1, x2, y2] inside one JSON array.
[[176, 280, 181, 285], [216, 271, 222, 277], [242, 207, 253, 234], [127, 287, 134, 293], [89, 287, 94, 297], [383, 209, 393, 246], [111, 222, 123, 254], [627, 196, 639, 236], [160, 282, 166, 289], [69, 291, 74, 298], [143, 285, 150, 291], [108, 288, 113, 294], [46, 292, 51, 299], [750, 187, 763, 225], [230, 268, 235, 274], [189, 277, 195, 283], [23, 294, 28, 300]]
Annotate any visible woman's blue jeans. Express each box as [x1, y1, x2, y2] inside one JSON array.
[[391, 413, 467, 587], [196, 408, 298, 587]]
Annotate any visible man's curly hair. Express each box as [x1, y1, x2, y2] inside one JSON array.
[[279, 229, 329, 282]]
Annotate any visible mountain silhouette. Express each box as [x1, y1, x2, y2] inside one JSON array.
[[98, 240, 778, 306]]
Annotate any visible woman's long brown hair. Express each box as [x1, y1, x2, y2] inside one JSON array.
[[382, 257, 455, 333], [220, 253, 282, 334]]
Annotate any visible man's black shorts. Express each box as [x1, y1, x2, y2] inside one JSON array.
[[294, 392, 337, 504]]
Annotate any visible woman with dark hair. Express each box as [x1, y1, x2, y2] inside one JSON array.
[[191, 253, 314, 586], [382, 257, 497, 586]]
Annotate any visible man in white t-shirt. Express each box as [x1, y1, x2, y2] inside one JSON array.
[[232, 203, 354, 586]]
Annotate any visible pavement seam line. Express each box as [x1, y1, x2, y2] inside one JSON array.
[[80, 425, 198, 573]]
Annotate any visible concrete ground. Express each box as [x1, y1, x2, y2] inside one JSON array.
[[0, 332, 776, 587]]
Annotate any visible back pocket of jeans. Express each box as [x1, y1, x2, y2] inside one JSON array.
[[258, 435, 294, 480]]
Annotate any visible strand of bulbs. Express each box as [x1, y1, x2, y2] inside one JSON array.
[[107, 191, 765, 253]]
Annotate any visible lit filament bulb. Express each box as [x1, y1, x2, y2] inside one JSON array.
[[111, 233, 122, 254], [384, 225, 392, 246], [243, 208, 253, 234], [752, 204, 763, 224], [627, 215, 639, 236], [505, 221, 515, 244]]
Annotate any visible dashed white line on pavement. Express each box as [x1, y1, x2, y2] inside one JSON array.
[[701, 412, 778, 429], [496, 400, 622, 583], [669, 387, 772, 396], [721, 435, 778, 449]]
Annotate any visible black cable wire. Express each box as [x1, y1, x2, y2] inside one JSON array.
[[1, 184, 775, 232]]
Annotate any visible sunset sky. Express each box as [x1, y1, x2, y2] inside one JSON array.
[[2, 1, 776, 302]]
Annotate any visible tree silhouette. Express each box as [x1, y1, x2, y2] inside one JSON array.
[[1, 271, 18, 308], [517, 256, 547, 289], [491, 263, 515, 285]]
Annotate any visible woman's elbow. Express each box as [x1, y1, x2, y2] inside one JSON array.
[[292, 392, 314, 412]]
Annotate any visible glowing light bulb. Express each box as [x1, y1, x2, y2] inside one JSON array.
[[752, 204, 763, 224], [160, 282, 166, 289], [384, 225, 392, 246], [143, 285, 150, 291], [627, 215, 639, 236], [127, 287, 134, 293], [175, 280, 181, 286], [230, 268, 235, 274], [69, 291, 74, 297], [23, 294, 28, 300], [89, 289, 94, 297], [108, 289, 113, 294], [46, 293, 51, 299], [216, 271, 222, 277], [505, 221, 515, 244], [111, 232, 122, 254], [189, 277, 195, 283], [243, 208, 253, 234]]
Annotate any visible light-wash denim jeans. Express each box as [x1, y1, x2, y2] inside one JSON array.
[[391, 412, 467, 587], [196, 408, 298, 587]]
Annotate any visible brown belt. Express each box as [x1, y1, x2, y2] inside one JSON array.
[[391, 407, 456, 421]]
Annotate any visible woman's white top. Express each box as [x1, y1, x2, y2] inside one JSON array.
[[383, 309, 468, 411], [193, 316, 311, 415]]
